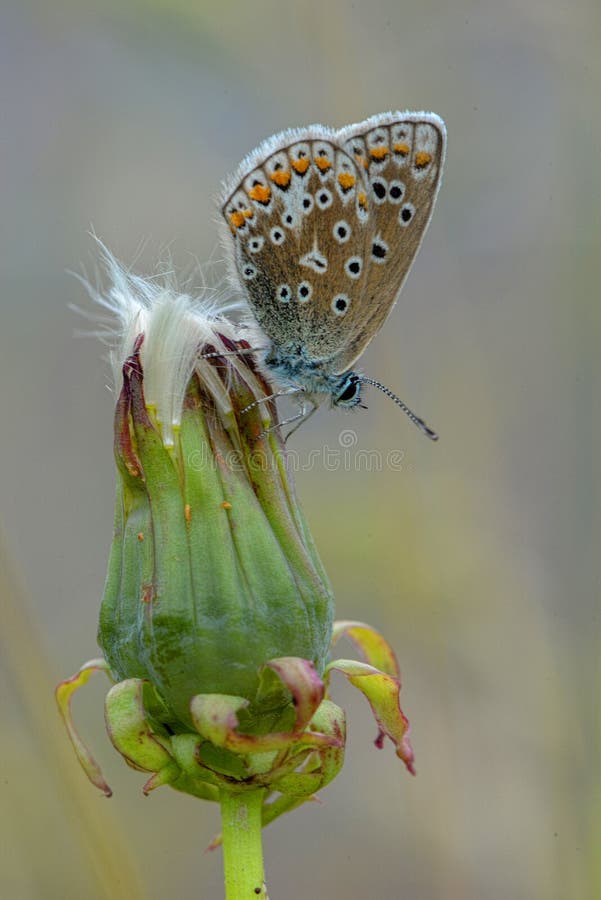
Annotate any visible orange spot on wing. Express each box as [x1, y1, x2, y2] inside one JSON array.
[[269, 170, 291, 187], [358, 191, 368, 208], [291, 157, 310, 174], [315, 155, 332, 172], [414, 150, 432, 169], [369, 146, 389, 160], [394, 142, 410, 156], [229, 211, 246, 229], [248, 184, 272, 204], [243, 208, 254, 219], [354, 154, 369, 170], [337, 171, 356, 191]]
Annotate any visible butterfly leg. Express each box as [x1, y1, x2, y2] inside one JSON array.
[[258, 398, 320, 441], [200, 346, 267, 360], [258, 409, 304, 439], [282, 401, 319, 442], [241, 388, 298, 415]]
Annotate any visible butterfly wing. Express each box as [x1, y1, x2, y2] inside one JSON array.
[[219, 112, 445, 374], [219, 127, 374, 362], [329, 111, 446, 373]]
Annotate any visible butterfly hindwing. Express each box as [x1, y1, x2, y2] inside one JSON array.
[[221, 132, 373, 361]]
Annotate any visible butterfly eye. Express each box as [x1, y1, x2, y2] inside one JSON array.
[[335, 376, 361, 406]]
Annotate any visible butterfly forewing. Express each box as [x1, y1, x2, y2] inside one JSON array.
[[331, 112, 446, 372]]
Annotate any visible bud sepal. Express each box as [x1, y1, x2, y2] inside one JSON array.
[[56, 618, 412, 811], [326, 619, 415, 774], [56, 653, 346, 810]]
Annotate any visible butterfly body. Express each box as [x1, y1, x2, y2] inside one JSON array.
[[263, 342, 363, 407], [219, 111, 446, 433]]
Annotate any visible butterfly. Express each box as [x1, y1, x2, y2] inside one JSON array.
[[219, 111, 446, 439]]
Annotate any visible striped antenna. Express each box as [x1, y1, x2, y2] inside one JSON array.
[[359, 376, 438, 441]]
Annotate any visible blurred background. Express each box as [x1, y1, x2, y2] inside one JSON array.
[[1, 1, 599, 897]]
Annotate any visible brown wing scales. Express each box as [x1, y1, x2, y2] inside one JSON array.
[[332, 115, 445, 372], [222, 139, 374, 361], [221, 113, 445, 376]]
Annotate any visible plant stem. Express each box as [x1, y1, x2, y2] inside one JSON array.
[[220, 787, 268, 900]]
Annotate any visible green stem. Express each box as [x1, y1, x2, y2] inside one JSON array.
[[220, 788, 268, 900]]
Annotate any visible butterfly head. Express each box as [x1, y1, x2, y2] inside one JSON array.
[[332, 372, 364, 408]]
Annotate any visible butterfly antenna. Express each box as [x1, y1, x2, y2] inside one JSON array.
[[359, 377, 439, 441]]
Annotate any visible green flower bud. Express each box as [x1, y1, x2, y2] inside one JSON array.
[[96, 268, 334, 732], [56, 257, 414, 860]]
